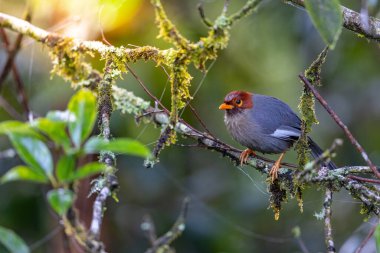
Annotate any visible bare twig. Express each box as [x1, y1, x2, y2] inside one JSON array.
[[299, 74, 380, 179], [126, 64, 169, 115], [292, 227, 310, 253], [187, 103, 214, 137], [324, 188, 335, 253], [143, 198, 189, 253], [354, 221, 378, 253], [228, 0, 262, 25], [347, 175, 380, 185], [304, 138, 342, 171], [285, 0, 380, 41], [0, 10, 31, 86], [197, 3, 213, 27], [0, 28, 31, 117], [0, 94, 24, 120]]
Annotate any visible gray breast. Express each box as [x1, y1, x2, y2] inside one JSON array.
[[224, 109, 293, 154]]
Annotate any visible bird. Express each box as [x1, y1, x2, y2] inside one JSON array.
[[219, 90, 336, 181]]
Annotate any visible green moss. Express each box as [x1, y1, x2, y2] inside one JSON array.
[[151, 0, 190, 49], [304, 47, 329, 86], [296, 186, 303, 213], [296, 47, 329, 170], [269, 180, 287, 220], [48, 37, 91, 88]]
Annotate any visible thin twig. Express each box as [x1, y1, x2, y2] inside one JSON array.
[[347, 175, 380, 185], [29, 226, 62, 251], [0, 28, 31, 117], [144, 198, 190, 253], [354, 221, 378, 253], [0, 17, 27, 88], [299, 74, 380, 179], [0, 10, 31, 85], [126, 64, 169, 115], [187, 103, 214, 137], [295, 237, 310, 253], [324, 188, 336, 253], [197, 3, 213, 27], [0, 94, 24, 120]]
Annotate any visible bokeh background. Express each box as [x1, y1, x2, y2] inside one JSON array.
[[1, 0, 380, 252]]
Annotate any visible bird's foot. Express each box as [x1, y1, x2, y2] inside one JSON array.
[[239, 149, 256, 166], [269, 163, 280, 183], [269, 152, 286, 183]]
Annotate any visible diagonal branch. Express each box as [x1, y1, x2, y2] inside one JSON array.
[[0, 28, 31, 117], [142, 198, 189, 253], [285, 0, 380, 41], [0, 11, 31, 88], [299, 74, 380, 179]]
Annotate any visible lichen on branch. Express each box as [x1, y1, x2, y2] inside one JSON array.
[[296, 47, 329, 169]]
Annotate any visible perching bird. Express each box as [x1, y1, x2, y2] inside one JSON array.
[[219, 90, 336, 181]]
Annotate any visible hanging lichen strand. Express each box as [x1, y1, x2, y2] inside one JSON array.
[[296, 47, 329, 169], [150, 0, 263, 158]]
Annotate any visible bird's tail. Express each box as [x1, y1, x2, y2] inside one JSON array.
[[308, 137, 337, 170]]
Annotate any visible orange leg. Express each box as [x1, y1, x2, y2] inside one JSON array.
[[239, 149, 256, 166], [269, 152, 286, 182]]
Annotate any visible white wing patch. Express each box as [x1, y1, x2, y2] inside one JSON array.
[[270, 127, 300, 140]]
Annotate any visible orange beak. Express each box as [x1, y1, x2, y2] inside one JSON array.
[[219, 103, 234, 110]]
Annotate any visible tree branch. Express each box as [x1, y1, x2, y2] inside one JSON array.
[[324, 188, 336, 253], [284, 0, 380, 41], [0, 12, 168, 62], [87, 62, 118, 253], [354, 220, 378, 253], [0, 27, 31, 118], [142, 198, 189, 253], [299, 74, 380, 179], [112, 86, 380, 215]]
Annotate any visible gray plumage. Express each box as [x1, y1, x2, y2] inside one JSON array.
[[224, 93, 337, 169]]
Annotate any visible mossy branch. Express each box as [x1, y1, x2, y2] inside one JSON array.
[[284, 0, 380, 42], [87, 60, 119, 253], [295, 47, 329, 169], [112, 85, 380, 218]]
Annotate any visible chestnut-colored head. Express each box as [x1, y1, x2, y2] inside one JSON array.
[[219, 91, 253, 113]]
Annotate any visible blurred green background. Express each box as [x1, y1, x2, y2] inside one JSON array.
[[1, 0, 380, 252]]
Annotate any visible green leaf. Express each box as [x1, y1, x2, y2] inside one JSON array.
[[375, 224, 380, 252], [47, 189, 74, 216], [1, 166, 48, 184], [84, 137, 150, 158], [8, 133, 53, 180], [68, 89, 97, 148], [0, 226, 29, 253], [0, 121, 39, 137], [68, 162, 107, 181], [56, 155, 75, 182], [304, 0, 343, 49], [46, 110, 75, 122], [34, 118, 71, 151]]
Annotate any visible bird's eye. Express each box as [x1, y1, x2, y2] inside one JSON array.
[[235, 99, 242, 106]]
